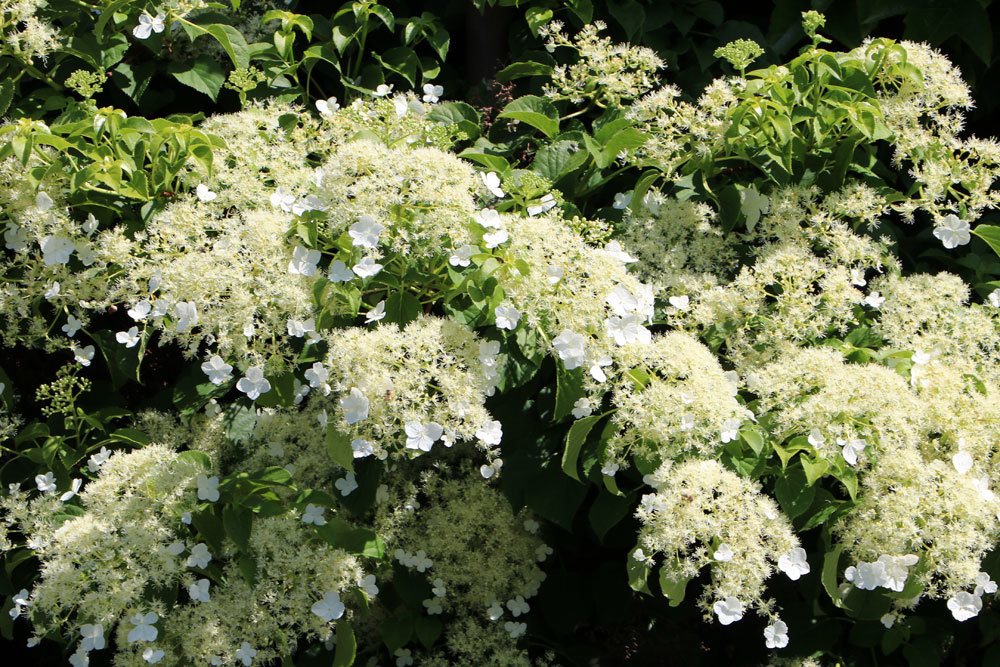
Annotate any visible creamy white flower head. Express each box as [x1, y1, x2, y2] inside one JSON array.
[[340, 387, 370, 424], [352, 256, 383, 278], [481, 171, 505, 198], [365, 300, 386, 324], [237, 367, 271, 400], [763, 619, 789, 649], [195, 184, 217, 202], [948, 591, 982, 621], [933, 214, 971, 249], [777, 547, 810, 580], [312, 591, 346, 622], [422, 83, 444, 103], [196, 474, 220, 502], [127, 612, 158, 643], [116, 326, 140, 348], [405, 421, 443, 452], [132, 13, 165, 39], [40, 235, 74, 266], [713, 596, 744, 625], [552, 330, 587, 369], [349, 215, 385, 248], [201, 355, 233, 385], [235, 642, 257, 666], [315, 97, 340, 117], [335, 472, 358, 496], [288, 245, 321, 276], [186, 543, 212, 569], [188, 578, 210, 603]]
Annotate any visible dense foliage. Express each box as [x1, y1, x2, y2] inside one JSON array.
[[3, 2, 1000, 666]]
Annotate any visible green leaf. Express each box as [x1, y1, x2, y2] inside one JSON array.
[[774, 468, 816, 520], [315, 518, 385, 557], [627, 548, 651, 594], [326, 425, 355, 472], [169, 58, 226, 101], [822, 544, 845, 607], [525, 7, 554, 35], [333, 621, 357, 667], [973, 225, 1000, 258], [383, 290, 422, 326], [801, 455, 829, 485], [588, 490, 630, 541], [222, 505, 252, 551], [554, 364, 586, 423], [376, 47, 420, 87], [658, 564, 689, 607], [0, 80, 12, 117], [414, 615, 443, 648], [608, 0, 646, 39], [532, 140, 589, 183], [177, 450, 213, 470], [89, 330, 140, 390], [497, 96, 560, 138], [562, 414, 603, 481], [205, 24, 251, 69], [496, 61, 555, 82], [379, 612, 414, 653]]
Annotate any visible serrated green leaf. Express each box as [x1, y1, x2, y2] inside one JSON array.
[[498, 96, 560, 138], [170, 58, 226, 101]]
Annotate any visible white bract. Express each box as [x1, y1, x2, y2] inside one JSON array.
[[315, 97, 340, 116], [335, 473, 358, 496], [932, 214, 971, 249], [235, 642, 257, 666], [947, 591, 982, 621], [713, 596, 744, 625], [127, 612, 158, 644], [349, 215, 384, 248], [352, 256, 383, 278], [288, 245, 321, 276], [328, 260, 355, 282], [186, 543, 212, 569], [365, 300, 386, 324], [195, 184, 217, 202], [713, 543, 734, 562], [237, 367, 271, 400], [79, 623, 105, 652], [301, 503, 326, 526], [311, 591, 346, 622], [481, 171, 505, 198], [340, 388, 370, 424], [422, 83, 444, 103], [405, 421, 444, 452], [132, 13, 165, 39], [116, 327, 140, 348], [763, 620, 789, 649], [196, 474, 220, 502], [188, 578, 211, 603], [201, 356, 233, 385], [552, 330, 587, 369], [777, 548, 810, 580]]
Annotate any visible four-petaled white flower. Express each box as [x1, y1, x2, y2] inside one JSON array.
[[335, 472, 358, 496], [590, 355, 612, 382], [807, 428, 825, 448], [9, 588, 29, 620], [186, 543, 212, 569], [504, 621, 527, 638], [423, 597, 443, 614], [405, 421, 444, 452], [449, 244, 475, 267], [481, 171, 505, 198], [422, 83, 444, 103], [720, 419, 741, 443], [116, 326, 140, 348], [196, 184, 217, 202], [612, 191, 632, 210], [235, 642, 257, 666], [483, 228, 509, 248], [975, 572, 998, 596], [552, 330, 587, 369], [340, 388, 370, 424], [547, 265, 564, 284], [668, 295, 690, 311], [315, 97, 340, 116], [477, 208, 502, 229], [286, 317, 317, 339], [571, 397, 593, 419], [365, 300, 386, 324], [312, 591, 346, 622], [43, 282, 60, 300], [480, 459, 503, 479], [35, 471, 56, 494], [777, 548, 810, 580], [605, 313, 651, 346], [527, 193, 557, 216], [127, 612, 158, 644], [69, 648, 89, 667], [60, 478, 83, 502], [270, 188, 296, 211], [142, 648, 165, 664], [173, 301, 198, 332], [88, 446, 111, 472], [838, 438, 866, 466], [601, 461, 619, 477], [948, 591, 982, 621], [133, 12, 165, 39], [989, 288, 1000, 307], [328, 260, 355, 282], [128, 300, 152, 321], [201, 356, 233, 385], [36, 191, 54, 211], [360, 574, 379, 596], [352, 438, 374, 459], [850, 268, 867, 287], [63, 315, 82, 337], [352, 256, 383, 278], [301, 503, 326, 526], [713, 543, 735, 562], [740, 185, 770, 230], [395, 648, 413, 667], [288, 245, 321, 276], [603, 240, 637, 264], [373, 84, 393, 97], [933, 214, 971, 249], [40, 235, 74, 266], [713, 596, 744, 625], [197, 474, 220, 502], [507, 596, 530, 617], [237, 366, 271, 400], [80, 623, 105, 652], [188, 578, 210, 603], [476, 420, 503, 446], [952, 450, 973, 474], [72, 343, 96, 366], [487, 601, 504, 621], [763, 620, 789, 649], [304, 362, 329, 390], [349, 215, 385, 248]]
